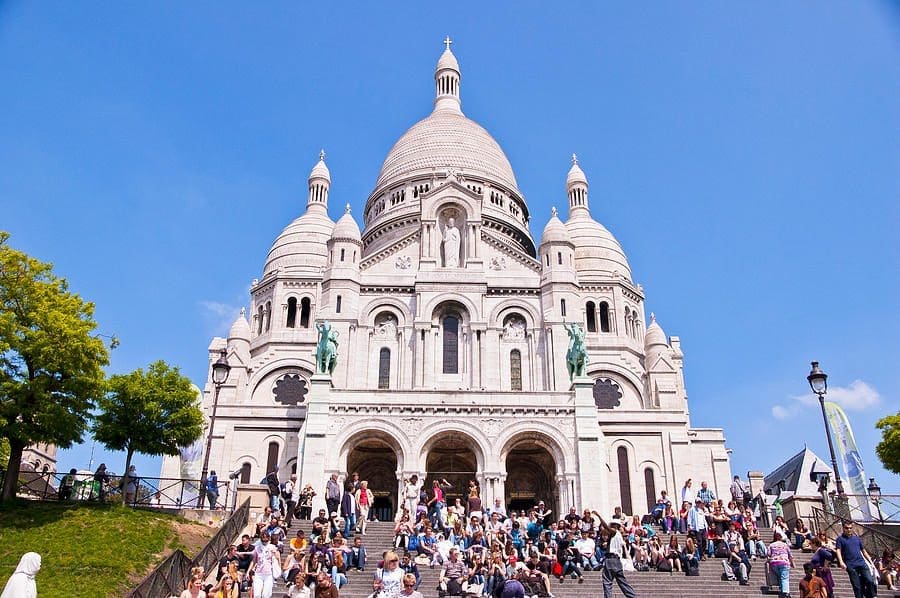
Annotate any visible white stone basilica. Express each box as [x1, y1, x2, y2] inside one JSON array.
[[162, 42, 732, 518]]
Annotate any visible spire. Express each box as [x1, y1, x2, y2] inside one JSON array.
[[566, 153, 589, 217], [434, 37, 462, 114], [307, 150, 331, 212]]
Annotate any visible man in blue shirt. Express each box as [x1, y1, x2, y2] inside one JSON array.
[[835, 521, 877, 598], [687, 499, 710, 560], [697, 481, 716, 506]]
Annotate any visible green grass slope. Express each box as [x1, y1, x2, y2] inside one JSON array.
[[0, 500, 214, 598]]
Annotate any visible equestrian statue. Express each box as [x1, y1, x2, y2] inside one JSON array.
[[564, 322, 588, 380], [315, 320, 339, 375]]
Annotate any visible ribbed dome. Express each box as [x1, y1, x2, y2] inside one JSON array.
[[540, 208, 571, 246], [565, 214, 632, 280], [332, 204, 361, 241], [263, 209, 334, 276], [373, 111, 519, 193], [228, 309, 251, 342], [644, 314, 667, 350]]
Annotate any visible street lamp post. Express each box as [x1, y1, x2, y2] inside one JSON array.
[[199, 349, 231, 509], [867, 477, 884, 524], [807, 361, 847, 501]]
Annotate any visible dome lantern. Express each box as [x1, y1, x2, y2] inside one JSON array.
[[566, 153, 589, 217], [307, 149, 331, 212], [434, 37, 462, 114]]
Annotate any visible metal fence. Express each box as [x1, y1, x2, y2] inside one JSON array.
[[125, 498, 250, 598], [811, 506, 900, 559], [4, 470, 234, 511]]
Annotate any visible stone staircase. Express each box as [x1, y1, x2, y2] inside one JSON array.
[[272, 520, 893, 597]]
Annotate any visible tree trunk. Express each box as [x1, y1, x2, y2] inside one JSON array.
[[122, 446, 135, 506], [1, 440, 25, 502]]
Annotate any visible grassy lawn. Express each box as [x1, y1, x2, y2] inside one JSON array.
[[0, 500, 215, 598]]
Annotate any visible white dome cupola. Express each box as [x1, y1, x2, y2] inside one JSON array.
[[434, 37, 461, 114], [262, 151, 335, 277], [308, 149, 331, 211], [539, 206, 576, 285], [566, 154, 589, 216]]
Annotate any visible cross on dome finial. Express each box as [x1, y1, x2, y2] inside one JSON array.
[[240, 307, 246, 317], [319, 149, 326, 161], [571, 153, 578, 165], [444, 36, 453, 51], [650, 312, 656, 322], [551, 206, 558, 217], [344, 203, 351, 214]]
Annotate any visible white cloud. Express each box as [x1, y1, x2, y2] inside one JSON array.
[[198, 300, 243, 336], [772, 379, 881, 420]]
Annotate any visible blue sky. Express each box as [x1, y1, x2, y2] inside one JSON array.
[[2, 3, 898, 495]]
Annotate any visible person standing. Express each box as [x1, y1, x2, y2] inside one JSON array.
[[93, 463, 110, 502], [206, 470, 219, 509], [730, 475, 749, 506], [59, 468, 77, 501], [340, 483, 356, 538], [249, 531, 279, 598], [325, 474, 341, 517], [404, 475, 423, 516], [681, 479, 695, 506], [282, 474, 297, 528], [835, 521, 877, 598], [597, 516, 637, 598], [356, 480, 374, 535], [687, 499, 710, 560], [767, 531, 795, 598], [123, 464, 139, 504], [697, 481, 716, 506], [0, 552, 40, 598]]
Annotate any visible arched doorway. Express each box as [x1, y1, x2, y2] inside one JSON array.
[[347, 433, 399, 521], [504, 437, 558, 514], [425, 432, 479, 507]]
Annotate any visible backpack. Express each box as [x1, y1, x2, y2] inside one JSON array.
[[714, 540, 730, 559], [657, 559, 672, 572], [686, 560, 700, 576]]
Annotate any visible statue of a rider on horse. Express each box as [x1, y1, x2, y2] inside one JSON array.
[[564, 322, 587, 380], [315, 320, 339, 375]]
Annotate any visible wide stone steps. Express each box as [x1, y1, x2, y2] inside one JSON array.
[[274, 520, 890, 598]]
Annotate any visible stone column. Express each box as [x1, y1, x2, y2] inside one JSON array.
[[299, 374, 332, 514]]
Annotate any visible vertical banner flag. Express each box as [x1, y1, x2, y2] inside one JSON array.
[[824, 401, 873, 520]]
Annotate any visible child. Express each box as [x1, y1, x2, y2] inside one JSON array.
[[799, 562, 828, 598]]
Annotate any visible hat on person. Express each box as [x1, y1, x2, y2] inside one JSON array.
[[609, 517, 623, 527]]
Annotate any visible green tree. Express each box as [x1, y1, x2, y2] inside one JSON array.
[[93, 360, 203, 504], [875, 412, 900, 474], [0, 231, 108, 500]]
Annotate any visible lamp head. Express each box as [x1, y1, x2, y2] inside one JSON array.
[[212, 350, 231, 385], [867, 478, 881, 501], [807, 361, 828, 395]]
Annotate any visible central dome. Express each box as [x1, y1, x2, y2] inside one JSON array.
[[374, 110, 520, 193]]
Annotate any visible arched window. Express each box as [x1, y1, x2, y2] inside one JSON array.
[[586, 301, 597, 332], [644, 468, 657, 513], [442, 315, 459, 374], [624, 307, 632, 337], [617, 446, 633, 515], [599, 302, 610, 333], [300, 298, 311, 328], [560, 299, 567, 317], [340, 248, 345, 262], [378, 348, 391, 389], [557, 251, 563, 265], [286, 297, 297, 328], [257, 306, 264, 335], [266, 442, 279, 476], [240, 462, 251, 484], [633, 317, 640, 339], [336, 295, 342, 314], [264, 301, 272, 332], [510, 349, 522, 391]]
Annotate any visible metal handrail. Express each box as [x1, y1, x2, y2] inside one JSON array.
[[811, 506, 900, 559]]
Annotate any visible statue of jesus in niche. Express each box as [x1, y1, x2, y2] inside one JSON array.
[[442, 217, 461, 268]]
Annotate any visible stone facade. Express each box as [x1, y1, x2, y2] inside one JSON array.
[[161, 42, 732, 518]]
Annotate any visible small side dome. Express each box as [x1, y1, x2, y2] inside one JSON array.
[[228, 308, 251, 341], [540, 207, 572, 246], [332, 204, 361, 242], [644, 313, 668, 350]]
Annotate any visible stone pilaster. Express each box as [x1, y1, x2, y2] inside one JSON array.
[[299, 374, 332, 514], [572, 376, 608, 512]]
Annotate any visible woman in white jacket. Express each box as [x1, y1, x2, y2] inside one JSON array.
[[355, 480, 375, 536], [1, 552, 41, 598]]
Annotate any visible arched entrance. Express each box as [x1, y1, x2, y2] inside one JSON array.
[[504, 438, 558, 514], [425, 432, 479, 507], [346, 433, 399, 521]]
